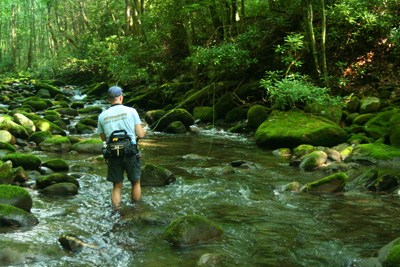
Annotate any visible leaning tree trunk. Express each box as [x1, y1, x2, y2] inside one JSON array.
[[11, 4, 17, 71]]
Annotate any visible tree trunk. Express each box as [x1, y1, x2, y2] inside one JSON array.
[[27, 0, 35, 69], [321, 0, 328, 86], [79, 1, 90, 29], [11, 4, 17, 71], [125, 0, 133, 36], [304, 0, 321, 77], [47, 2, 59, 54]]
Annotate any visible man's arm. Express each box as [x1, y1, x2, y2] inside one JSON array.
[[135, 124, 146, 139], [100, 133, 107, 142]]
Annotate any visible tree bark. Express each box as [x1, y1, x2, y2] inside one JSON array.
[[11, 4, 17, 71], [125, 0, 133, 35], [304, 0, 321, 77], [321, 0, 328, 86], [27, 0, 35, 69], [47, 2, 59, 54]]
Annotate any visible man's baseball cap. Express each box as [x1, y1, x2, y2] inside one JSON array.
[[108, 86, 125, 97]]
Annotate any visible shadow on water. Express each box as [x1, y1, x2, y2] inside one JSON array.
[[2, 122, 400, 266]]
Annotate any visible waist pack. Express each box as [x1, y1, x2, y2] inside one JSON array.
[[103, 130, 138, 159]]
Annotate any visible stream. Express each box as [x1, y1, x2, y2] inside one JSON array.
[[2, 87, 400, 266]]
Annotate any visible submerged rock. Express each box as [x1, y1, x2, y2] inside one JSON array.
[[40, 183, 78, 195], [58, 234, 98, 251], [163, 214, 223, 245], [141, 163, 176, 186]]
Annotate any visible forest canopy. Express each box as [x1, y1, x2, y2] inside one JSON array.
[[0, 0, 399, 102]]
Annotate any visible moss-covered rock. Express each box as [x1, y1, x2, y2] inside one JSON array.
[[349, 143, 400, 167], [0, 204, 39, 227], [339, 146, 354, 161], [22, 100, 48, 111], [33, 82, 63, 97], [164, 121, 187, 134], [75, 123, 95, 134], [299, 151, 328, 170], [353, 113, 375, 125], [290, 144, 317, 166], [40, 183, 78, 195], [364, 108, 398, 140], [12, 166, 29, 184], [272, 148, 292, 157], [300, 172, 348, 193], [55, 108, 79, 117], [346, 96, 360, 113], [71, 139, 102, 154], [222, 108, 245, 124], [0, 120, 29, 139], [39, 136, 71, 152], [0, 185, 32, 212], [36, 89, 51, 98], [377, 237, 400, 266], [0, 141, 16, 152], [359, 97, 381, 114], [163, 214, 223, 245], [193, 107, 216, 123], [390, 113, 400, 148], [213, 93, 236, 119], [347, 133, 374, 145], [29, 131, 52, 145], [1, 153, 41, 170], [0, 162, 13, 184], [305, 103, 343, 124], [78, 106, 103, 114], [36, 173, 79, 189], [0, 130, 14, 144], [42, 158, 69, 172], [150, 109, 194, 132], [247, 105, 268, 128], [141, 163, 176, 186], [34, 118, 66, 136], [255, 110, 348, 149], [78, 117, 98, 127], [13, 113, 36, 133]]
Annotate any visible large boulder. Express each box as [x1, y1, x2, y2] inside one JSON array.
[[71, 139, 102, 154], [163, 215, 223, 245], [348, 143, 400, 168], [255, 111, 348, 149], [141, 163, 176, 186], [300, 172, 348, 193], [39, 136, 71, 152], [150, 109, 194, 132], [36, 173, 79, 189], [1, 153, 41, 170], [33, 82, 63, 97], [0, 184, 32, 212], [0, 204, 38, 227]]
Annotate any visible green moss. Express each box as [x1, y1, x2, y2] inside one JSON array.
[[78, 107, 103, 114], [1, 153, 41, 170], [42, 158, 69, 171], [355, 143, 400, 160], [386, 244, 400, 267], [0, 141, 17, 152], [293, 144, 316, 158], [193, 107, 216, 123], [29, 131, 52, 144], [247, 105, 268, 128], [302, 172, 348, 192], [353, 113, 375, 125], [0, 185, 30, 200]]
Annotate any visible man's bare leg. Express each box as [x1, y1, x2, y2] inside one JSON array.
[[131, 180, 141, 202], [112, 182, 123, 206]]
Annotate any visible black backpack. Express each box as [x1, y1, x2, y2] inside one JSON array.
[[102, 130, 137, 159]]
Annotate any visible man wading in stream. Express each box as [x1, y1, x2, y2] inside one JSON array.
[[97, 86, 146, 207]]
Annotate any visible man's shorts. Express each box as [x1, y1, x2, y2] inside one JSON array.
[[107, 155, 141, 183]]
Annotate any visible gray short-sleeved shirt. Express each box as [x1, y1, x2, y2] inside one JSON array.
[[98, 104, 142, 144]]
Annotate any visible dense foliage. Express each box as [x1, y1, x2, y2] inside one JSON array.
[[0, 0, 399, 107]]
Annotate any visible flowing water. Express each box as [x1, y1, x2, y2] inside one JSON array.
[[2, 90, 400, 266]]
